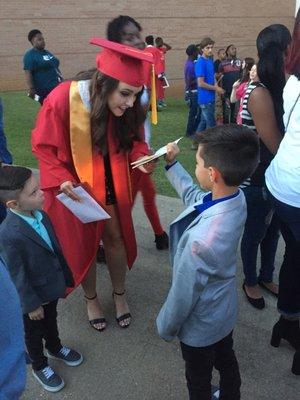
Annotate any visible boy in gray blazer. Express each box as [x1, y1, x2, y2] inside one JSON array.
[[0, 165, 83, 393], [156, 124, 259, 400]]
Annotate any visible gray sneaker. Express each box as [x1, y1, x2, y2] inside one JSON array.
[[46, 346, 83, 366], [32, 366, 65, 392]]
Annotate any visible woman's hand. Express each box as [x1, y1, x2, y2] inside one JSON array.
[[28, 306, 44, 321], [138, 160, 157, 174], [60, 181, 81, 201], [232, 80, 240, 89], [165, 142, 180, 164]]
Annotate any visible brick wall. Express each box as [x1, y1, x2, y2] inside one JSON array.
[[0, 0, 296, 95]]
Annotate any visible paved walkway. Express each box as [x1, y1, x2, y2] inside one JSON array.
[[22, 194, 299, 399]]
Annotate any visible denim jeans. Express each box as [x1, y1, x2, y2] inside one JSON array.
[[180, 332, 241, 400], [197, 102, 216, 133], [0, 205, 7, 223], [241, 186, 280, 286], [269, 194, 300, 317], [0, 99, 13, 164], [185, 91, 201, 137]]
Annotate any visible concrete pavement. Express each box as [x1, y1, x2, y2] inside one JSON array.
[[22, 194, 299, 400]]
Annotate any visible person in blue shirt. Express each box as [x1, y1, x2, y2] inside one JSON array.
[[0, 165, 83, 393], [23, 29, 63, 104], [0, 99, 13, 223], [156, 124, 259, 400], [195, 37, 224, 135], [0, 256, 26, 399]]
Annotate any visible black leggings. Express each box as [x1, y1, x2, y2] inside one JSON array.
[[271, 195, 300, 316]]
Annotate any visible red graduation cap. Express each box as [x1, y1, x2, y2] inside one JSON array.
[[90, 38, 158, 124], [90, 38, 153, 87]]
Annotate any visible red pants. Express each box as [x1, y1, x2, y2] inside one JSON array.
[[131, 171, 164, 235], [156, 78, 165, 101]]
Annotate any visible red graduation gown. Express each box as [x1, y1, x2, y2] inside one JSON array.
[[31, 81, 149, 289]]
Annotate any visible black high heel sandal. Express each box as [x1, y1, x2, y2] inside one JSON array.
[[84, 294, 106, 332], [292, 349, 300, 375], [270, 316, 300, 349], [112, 291, 132, 329]]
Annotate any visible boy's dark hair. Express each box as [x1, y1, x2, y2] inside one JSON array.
[[200, 37, 215, 49], [186, 44, 197, 56], [0, 164, 32, 203], [225, 44, 234, 56], [196, 124, 259, 186], [28, 29, 41, 43], [155, 36, 163, 46], [106, 15, 141, 43], [145, 35, 154, 45]]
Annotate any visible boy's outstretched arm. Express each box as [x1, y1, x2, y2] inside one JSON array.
[[165, 142, 206, 207], [156, 239, 214, 341]]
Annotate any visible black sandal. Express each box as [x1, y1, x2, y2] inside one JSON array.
[[112, 291, 132, 329], [84, 294, 107, 332]]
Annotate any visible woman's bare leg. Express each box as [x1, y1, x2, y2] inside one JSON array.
[[81, 260, 106, 330], [102, 205, 131, 327]]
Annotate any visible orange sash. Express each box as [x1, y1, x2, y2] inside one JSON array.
[[69, 81, 94, 187]]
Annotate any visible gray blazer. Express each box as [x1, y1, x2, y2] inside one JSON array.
[[0, 210, 74, 315], [156, 162, 247, 347]]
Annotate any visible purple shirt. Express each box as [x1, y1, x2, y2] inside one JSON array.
[[184, 59, 197, 91]]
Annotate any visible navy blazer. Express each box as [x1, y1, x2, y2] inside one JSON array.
[[0, 210, 74, 314]]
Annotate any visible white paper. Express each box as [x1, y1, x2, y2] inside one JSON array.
[[56, 186, 111, 224], [131, 137, 183, 169], [153, 137, 182, 157]]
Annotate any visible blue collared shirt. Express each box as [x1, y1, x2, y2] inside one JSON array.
[[194, 191, 239, 215], [10, 209, 54, 251]]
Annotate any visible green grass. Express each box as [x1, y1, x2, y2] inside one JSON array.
[[1, 91, 39, 168], [1, 92, 197, 197]]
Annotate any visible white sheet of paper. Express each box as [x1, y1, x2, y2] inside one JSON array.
[[56, 186, 111, 224], [154, 137, 183, 158], [130, 137, 183, 169]]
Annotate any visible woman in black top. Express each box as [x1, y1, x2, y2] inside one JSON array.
[[240, 24, 291, 309]]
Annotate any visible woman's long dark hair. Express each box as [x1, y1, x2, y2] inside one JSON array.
[[256, 24, 291, 133], [240, 57, 255, 83], [73, 69, 146, 153]]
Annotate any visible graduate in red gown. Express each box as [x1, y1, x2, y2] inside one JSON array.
[[32, 39, 156, 331], [155, 37, 172, 107]]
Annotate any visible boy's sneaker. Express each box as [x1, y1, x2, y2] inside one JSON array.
[[211, 386, 220, 399], [46, 346, 83, 367], [32, 366, 65, 392], [155, 231, 169, 250]]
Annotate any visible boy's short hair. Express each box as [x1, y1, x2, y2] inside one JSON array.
[[106, 15, 141, 43], [186, 44, 197, 56], [145, 35, 154, 45], [0, 165, 32, 203], [200, 37, 215, 49], [196, 124, 259, 186], [28, 29, 41, 43]]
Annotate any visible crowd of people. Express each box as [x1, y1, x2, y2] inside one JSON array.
[[0, 9, 299, 400]]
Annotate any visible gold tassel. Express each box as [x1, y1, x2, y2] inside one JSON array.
[[151, 65, 158, 125]]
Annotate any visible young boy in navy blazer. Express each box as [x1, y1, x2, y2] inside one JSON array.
[[0, 164, 83, 393], [156, 125, 259, 400]]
